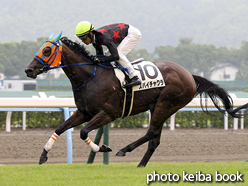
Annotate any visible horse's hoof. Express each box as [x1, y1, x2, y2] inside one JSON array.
[[39, 156, 48, 165], [39, 149, 48, 165], [99, 145, 112, 152], [137, 163, 145, 167], [115, 150, 126, 157]]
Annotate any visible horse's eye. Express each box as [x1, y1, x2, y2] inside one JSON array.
[[42, 47, 51, 56]]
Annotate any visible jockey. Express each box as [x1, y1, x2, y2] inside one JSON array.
[[75, 21, 142, 88]]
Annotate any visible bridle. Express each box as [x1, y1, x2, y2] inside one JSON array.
[[33, 33, 129, 91], [34, 40, 64, 72], [34, 38, 97, 91]]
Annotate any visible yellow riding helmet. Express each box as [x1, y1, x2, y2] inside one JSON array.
[[75, 21, 95, 38]]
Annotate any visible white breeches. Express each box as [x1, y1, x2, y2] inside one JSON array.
[[105, 25, 141, 78], [117, 25, 141, 78]]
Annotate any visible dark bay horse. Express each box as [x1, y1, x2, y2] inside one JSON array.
[[25, 32, 248, 167]]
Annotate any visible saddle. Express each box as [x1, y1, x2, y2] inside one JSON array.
[[115, 58, 144, 84]]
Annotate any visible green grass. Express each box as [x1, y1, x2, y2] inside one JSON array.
[[0, 162, 247, 186]]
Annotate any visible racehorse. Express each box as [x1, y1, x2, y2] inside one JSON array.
[[25, 31, 248, 167]]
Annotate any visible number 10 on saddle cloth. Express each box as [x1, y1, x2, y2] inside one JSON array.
[[113, 61, 165, 91]]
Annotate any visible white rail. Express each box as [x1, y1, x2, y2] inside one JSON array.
[[0, 97, 247, 107], [0, 97, 247, 132], [0, 98, 76, 107]]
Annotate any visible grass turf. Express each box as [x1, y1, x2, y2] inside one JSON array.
[[0, 162, 246, 185]]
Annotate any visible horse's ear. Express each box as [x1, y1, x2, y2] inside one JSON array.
[[54, 30, 63, 43], [49, 32, 54, 40]]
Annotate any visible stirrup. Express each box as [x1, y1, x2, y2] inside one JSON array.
[[123, 76, 141, 88]]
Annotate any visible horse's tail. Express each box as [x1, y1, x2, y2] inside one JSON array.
[[193, 74, 248, 118]]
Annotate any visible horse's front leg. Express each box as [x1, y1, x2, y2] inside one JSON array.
[[80, 110, 113, 153], [39, 110, 89, 164]]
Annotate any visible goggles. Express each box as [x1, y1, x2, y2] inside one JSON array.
[[78, 34, 88, 41]]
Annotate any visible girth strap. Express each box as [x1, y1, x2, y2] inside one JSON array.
[[121, 86, 134, 118]]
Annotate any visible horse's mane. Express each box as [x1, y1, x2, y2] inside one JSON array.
[[60, 37, 92, 60]]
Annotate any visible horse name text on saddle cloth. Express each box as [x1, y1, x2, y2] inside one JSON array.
[[112, 61, 166, 92]]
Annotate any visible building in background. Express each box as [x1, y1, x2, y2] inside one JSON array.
[[2, 80, 37, 91], [210, 64, 238, 81]]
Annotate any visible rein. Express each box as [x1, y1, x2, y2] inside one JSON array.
[[51, 59, 129, 92], [72, 65, 97, 92], [35, 40, 129, 92]]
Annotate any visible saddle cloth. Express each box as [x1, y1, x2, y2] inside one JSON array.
[[111, 59, 165, 92], [111, 59, 165, 118]]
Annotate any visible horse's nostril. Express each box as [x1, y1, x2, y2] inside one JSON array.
[[25, 68, 33, 74]]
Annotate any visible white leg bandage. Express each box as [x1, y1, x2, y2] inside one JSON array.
[[44, 132, 59, 152], [84, 137, 100, 152]]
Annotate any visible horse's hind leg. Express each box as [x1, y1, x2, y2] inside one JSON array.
[[115, 121, 164, 158], [138, 129, 162, 167], [116, 101, 181, 167], [39, 110, 89, 164]]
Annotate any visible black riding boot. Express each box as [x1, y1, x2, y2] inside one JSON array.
[[123, 76, 141, 88]]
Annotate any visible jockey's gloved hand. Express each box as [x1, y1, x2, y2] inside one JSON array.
[[92, 56, 100, 64]]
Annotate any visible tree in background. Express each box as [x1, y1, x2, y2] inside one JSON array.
[[2, 37, 248, 81], [128, 48, 153, 62], [234, 41, 248, 80], [154, 38, 218, 79], [0, 37, 47, 78]]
